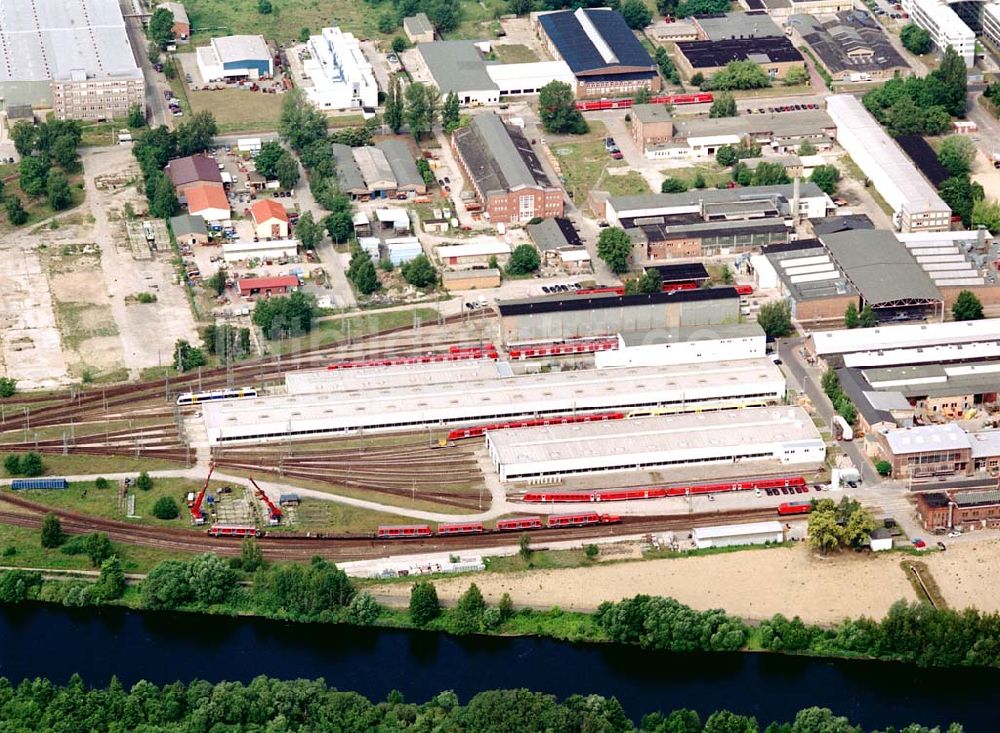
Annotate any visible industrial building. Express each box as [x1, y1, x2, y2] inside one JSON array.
[[748, 0, 855, 19], [302, 25, 378, 110], [170, 213, 209, 245], [807, 317, 1000, 368], [897, 230, 1000, 311], [452, 113, 564, 224], [197, 35, 273, 82], [792, 11, 910, 82], [692, 521, 785, 549], [674, 36, 805, 80], [604, 183, 834, 227], [984, 4, 1000, 53], [249, 199, 289, 239], [877, 423, 971, 479], [222, 239, 299, 264], [825, 95, 951, 233], [498, 287, 739, 343], [352, 147, 397, 197], [436, 240, 512, 269], [404, 13, 436, 44], [236, 275, 299, 298], [203, 359, 787, 445], [630, 217, 793, 261], [631, 104, 675, 152], [157, 2, 191, 40], [834, 367, 914, 436], [165, 155, 224, 196], [527, 218, 587, 269], [486, 406, 823, 481], [691, 12, 783, 41], [0, 0, 145, 120], [901, 0, 975, 67], [754, 240, 858, 324], [332, 143, 369, 199], [184, 184, 230, 222], [535, 8, 660, 97], [377, 139, 427, 195], [917, 490, 1000, 531], [595, 322, 767, 368], [285, 360, 510, 395]]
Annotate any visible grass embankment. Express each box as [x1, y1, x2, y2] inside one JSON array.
[[0, 455, 187, 477], [266, 307, 440, 354]]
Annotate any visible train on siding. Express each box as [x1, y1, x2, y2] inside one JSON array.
[[523, 476, 807, 503], [176, 387, 258, 406], [574, 93, 714, 111], [375, 513, 622, 539]]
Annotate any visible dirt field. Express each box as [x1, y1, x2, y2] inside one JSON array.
[[373, 542, 1000, 624]]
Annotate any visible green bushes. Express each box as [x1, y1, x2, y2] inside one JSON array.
[[821, 368, 857, 425]]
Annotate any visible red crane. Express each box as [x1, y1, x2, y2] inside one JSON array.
[[250, 477, 282, 525], [190, 463, 214, 525]]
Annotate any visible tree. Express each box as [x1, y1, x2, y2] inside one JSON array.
[[844, 302, 859, 329], [401, 254, 438, 287], [952, 289, 984, 321], [149, 172, 179, 218], [709, 91, 737, 118], [809, 164, 840, 195], [275, 155, 301, 190], [784, 65, 808, 86], [142, 559, 192, 608], [252, 291, 317, 338], [661, 177, 688, 193], [240, 538, 264, 572], [0, 378, 16, 398], [404, 83, 440, 140], [798, 141, 817, 156], [348, 592, 380, 624], [875, 459, 892, 477], [637, 268, 662, 294], [596, 227, 632, 274], [258, 0, 273, 13], [11, 121, 37, 157], [972, 198, 1000, 232], [506, 244, 541, 275], [426, 0, 462, 34], [858, 304, 877, 328], [756, 300, 792, 339], [706, 61, 770, 91], [676, 0, 728, 16], [385, 76, 405, 134], [299, 27, 311, 42], [391, 36, 408, 54], [350, 255, 379, 295], [187, 553, 237, 604], [703, 710, 758, 733], [442, 91, 461, 134], [204, 268, 227, 297], [20, 452, 43, 477], [279, 88, 329, 152], [510, 0, 534, 14], [126, 104, 146, 129], [452, 583, 486, 634], [254, 141, 286, 179], [152, 496, 180, 520], [94, 555, 126, 601], [621, 0, 652, 29], [538, 81, 588, 135], [842, 506, 876, 548], [934, 46, 968, 117], [807, 510, 842, 555], [5, 196, 28, 226], [147, 7, 174, 47], [325, 211, 354, 243], [148, 41, 161, 65], [633, 88, 653, 105], [750, 162, 790, 186], [82, 533, 114, 567], [175, 111, 218, 156], [409, 581, 441, 625], [51, 134, 79, 171], [900, 23, 932, 55], [46, 170, 72, 211], [19, 155, 50, 197], [716, 145, 738, 167], [94, 477, 109, 490], [295, 210, 323, 250], [378, 12, 398, 34], [939, 175, 984, 228], [172, 339, 207, 371], [135, 470, 154, 492], [938, 135, 977, 178], [40, 513, 63, 548]]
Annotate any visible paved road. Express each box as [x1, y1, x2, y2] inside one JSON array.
[[119, 0, 173, 129]]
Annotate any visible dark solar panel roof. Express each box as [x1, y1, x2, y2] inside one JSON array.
[[762, 238, 821, 255], [894, 135, 950, 188], [498, 287, 738, 316], [743, 0, 765, 9], [676, 36, 803, 68], [554, 217, 582, 246], [644, 262, 710, 283], [539, 9, 655, 74], [811, 215, 875, 235], [919, 492, 950, 508]]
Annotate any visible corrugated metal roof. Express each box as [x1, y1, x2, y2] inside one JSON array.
[[539, 8, 655, 75], [693, 521, 784, 540], [820, 230, 941, 305], [453, 113, 554, 196], [332, 143, 367, 192], [418, 41, 498, 93], [377, 139, 424, 189]]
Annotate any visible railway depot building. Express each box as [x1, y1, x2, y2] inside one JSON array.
[[486, 406, 824, 481], [674, 36, 805, 81], [916, 490, 1000, 532], [497, 287, 739, 343], [792, 11, 910, 83], [0, 0, 145, 120], [452, 114, 564, 224], [595, 323, 767, 368], [203, 359, 785, 445]]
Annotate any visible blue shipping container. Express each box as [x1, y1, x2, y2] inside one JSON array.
[[11, 478, 69, 490]]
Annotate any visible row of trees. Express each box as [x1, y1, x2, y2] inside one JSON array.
[[821, 368, 857, 425], [9, 119, 83, 220], [373, 0, 462, 36], [251, 291, 318, 340]]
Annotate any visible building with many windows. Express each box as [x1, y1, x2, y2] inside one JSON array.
[[0, 0, 145, 120], [452, 113, 564, 224], [302, 25, 378, 110], [900, 0, 975, 67]]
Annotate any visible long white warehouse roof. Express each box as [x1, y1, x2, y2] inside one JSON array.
[[692, 521, 784, 541], [284, 359, 511, 394], [810, 318, 1000, 356], [205, 359, 786, 444], [486, 407, 823, 480], [825, 95, 948, 218]]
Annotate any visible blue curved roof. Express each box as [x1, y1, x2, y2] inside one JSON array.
[[539, 8, 655, 74]]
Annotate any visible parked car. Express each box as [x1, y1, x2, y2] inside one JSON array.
[[948, 530, 962, 537], [912, 538, 927, 549]]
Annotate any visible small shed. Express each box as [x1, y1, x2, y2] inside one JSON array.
[[403, 12, 435, 44], [423, 217, 449, 233], [238, 137, 263, 154], [237, 275, 299, 298], [443, 268, 501, 290], [353, 211, 372, 237], [170, 213, 210, 245], [558, 247, 592, 274], [279, 493, 301, 506], [869, 528, 893, 552], [692, 521, 784, 549], [358, 236, 381, 260], [386, 237, 422, 265], [375, 207, 411, 233]]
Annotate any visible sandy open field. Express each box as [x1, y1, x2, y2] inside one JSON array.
[[373, 539, 1000, 624]]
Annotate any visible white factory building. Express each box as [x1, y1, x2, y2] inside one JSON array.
[[284, 360, 511, 394], [197, 35, 273, 81], [692, 521, 785, 549], [204, 359, 786, 444], [984, 4, 1000, 54], [901, 0, 975, 67], [596, 323, 766, 368], [808, 317, 1000, 368], [486, 407, 825, 481], [222, 239, 299, 263], [303, 25, 378, 111], [826, 95, 951, 233]]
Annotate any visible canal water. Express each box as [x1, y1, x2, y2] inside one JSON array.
[[0, 603, 988, 731]]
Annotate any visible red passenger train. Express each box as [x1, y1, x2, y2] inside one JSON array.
[[507, 338, 619, 359], [207, 524, 261, 538], [496, 516, 544, 531], [523, 476, 806, 503], [446, 411, 626, 442], [436, 522, 486, 536], [575, 93, 714, 111], [377, 525, 434, 539], [376, 513, 622, 539], [328, 345, 498, 370], [777, 501, 814, 516]]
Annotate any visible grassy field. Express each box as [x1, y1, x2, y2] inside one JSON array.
[[267, 307, 439, 354], [0, 177, 86, 235], [660, 163, 732, 188], [493, 44, 539, 64], [554, 138, 650, 206], [272, 500, 426, 535], [0, 454, 186, 479], [183, 0, 378, 45], [187, 88, 286, 135]]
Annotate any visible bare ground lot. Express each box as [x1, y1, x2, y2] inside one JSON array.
[[372, 541, 1000, 624]]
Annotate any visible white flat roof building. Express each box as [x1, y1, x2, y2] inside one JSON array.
[[303, 25, 378, 110], [486, 407, 824, 481], [485, 61, 576, 96], [826, 95, 951, 233], [222, 239, 299, 263], [881, 422, 970, 455], [692, 521, 785, 549], [902, 0, 975, 67], [197, 35, 272, 82], [437, 241, 512, 261], [596, 323, 766, 368], [204, 359, 786, 444], [284, 360, 510, 394], [810, 318, 1000, 357]]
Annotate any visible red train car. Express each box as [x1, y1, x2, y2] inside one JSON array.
[[436, 522, 485, 536], [574, 93, 713, 111], [777, 501, 813, 516], [523, 476, 806, 503], [377, 525, 434, 538], [207, 524, 261, 538], [546, 512, 621, 527], [576, 285, 625, 296], [507, 338, 619, 359], [735, 285, 754, 295], [328, 348, 498, 370], [496, 516, 544, 531], [446, 411, 626, 442]]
